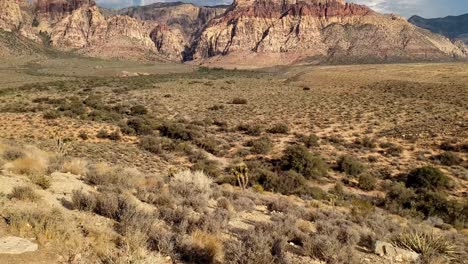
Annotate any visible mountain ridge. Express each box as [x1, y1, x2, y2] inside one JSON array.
[[0, 0, 466, 66], [409, 13, 468, 45]]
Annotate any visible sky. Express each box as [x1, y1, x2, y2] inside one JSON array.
[[96, 0, 468, 18]]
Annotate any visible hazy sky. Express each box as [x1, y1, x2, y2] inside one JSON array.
[[96, 0, 468, 18]]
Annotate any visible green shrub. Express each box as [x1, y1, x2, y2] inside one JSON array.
[[125, 117, 154, 135], [281, 145, 328, 179], [195, 137, 223, 155], [43, 110, 61, 120], [78, 131, 89, 140], [139, 136, 173, 154], [406, 166, 449, 191], [298, 134, 320, 148], [337, 156, 366, 176], [237, 123, 263, 136], [159, 122, 195, 141], [267, 123, 289, 134], [355, 136, 376, 149], [130, 105, 148, 115], [380, 142, 403, 157], [96, 129, 109, 139], [108, 130, 122, 141], [248, 137, 273, 154], [231, 98, 247, 104], [436, 152, 462, 166], [192, 159, 222, 178], [358, 174, 377, 191]]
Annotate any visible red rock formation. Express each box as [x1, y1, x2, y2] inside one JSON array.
[[34, 0, 95, 14]]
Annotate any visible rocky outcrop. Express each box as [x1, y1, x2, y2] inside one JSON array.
[[1, 0, 466, 63], [409, 14, 468, 45], [119, 2, 227, 49], [49, 4, 185, 60], [192, 0, 466, 65], [0, 0, 23, 32], [374, 240, 420, 262]]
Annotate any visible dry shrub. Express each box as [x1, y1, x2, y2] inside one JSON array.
[[85, 163, 140, 188], [10, 157, 47, 176], [62, 158, 88, 175], [217, 197, 234, 213], [8, 186, 40, 202], [30, 174, 51, 189], [180, 230, 224, 264], [71, 190, 97, 212], [2, 207, 69, 244], [2, 148, 25, 161], [169, 170, 213, 211]]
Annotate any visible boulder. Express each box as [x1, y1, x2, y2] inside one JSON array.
[[0, 236, 38, 254], [374, 240, 419, 262]]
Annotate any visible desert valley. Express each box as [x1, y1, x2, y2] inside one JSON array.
[[0, 0, 467, 263]]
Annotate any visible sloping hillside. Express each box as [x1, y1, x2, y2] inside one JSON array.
[[409, 13, 468, 44]]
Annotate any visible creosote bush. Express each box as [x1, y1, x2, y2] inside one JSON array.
[[358, 174, 377, 191], [337, 155, 366, 176], [281, 145, 328, 179], [268, 123, 289, 134], [406, 166, 449, 191], [247, 136, 273, 154], [436, 152, 463, 166], [298, 134, 320, 148]]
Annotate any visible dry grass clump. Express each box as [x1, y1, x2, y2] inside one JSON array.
[[7, 186, 40, 202], [180, 230, 224, 264], [30, 174, 52, 189], [62, 158, 88, 175], [10, 157, 47, 176], [281, 145, 328, 179], [2, 207, 70, 244], [84, 163, 141, 188]]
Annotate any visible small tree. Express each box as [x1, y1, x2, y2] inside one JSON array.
[[232, 163, 249, 190]]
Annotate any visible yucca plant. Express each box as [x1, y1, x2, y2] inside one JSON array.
[[392, 230, 459, 261]]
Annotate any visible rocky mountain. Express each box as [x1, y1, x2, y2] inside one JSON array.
[[0, 0, 466, 65], [409, 14, 468, 45], [191, 0, 466, 66]]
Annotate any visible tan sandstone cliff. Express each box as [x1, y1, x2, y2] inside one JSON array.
[[192, 0, 466, 66], [0, 0, 466, 64]]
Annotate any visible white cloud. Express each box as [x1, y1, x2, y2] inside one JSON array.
[[350, 0, 468, 18]]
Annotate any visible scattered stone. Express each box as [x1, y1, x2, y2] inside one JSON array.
[[374, 240, 419, 262], [0, 236, 38, 254]]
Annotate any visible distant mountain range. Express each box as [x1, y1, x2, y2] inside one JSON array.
[[0, 0, 466, 66], [409, 13, 468, 45]]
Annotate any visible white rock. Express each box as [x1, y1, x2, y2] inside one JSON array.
[[374, 240, 419, 262], [0, 236, 38, 254]]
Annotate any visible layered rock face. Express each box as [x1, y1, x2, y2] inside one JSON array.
[[0, 0, 23, 32], [49, 4, 185, 60], [0, 0, 466, 64], [192, 0, 466, 65], [118, 2, 227, 54]]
